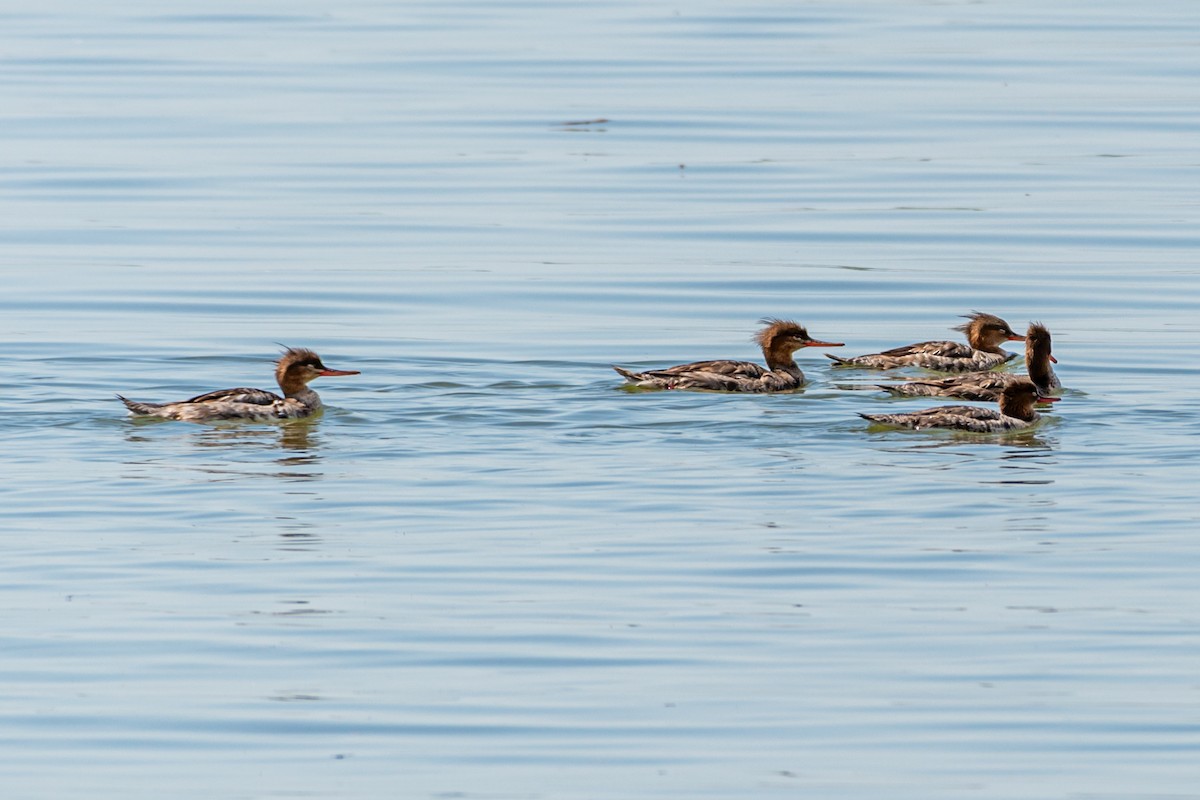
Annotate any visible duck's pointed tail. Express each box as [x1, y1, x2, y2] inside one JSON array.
[[613, 366, 644, 383], [116, 394, 161, 415]]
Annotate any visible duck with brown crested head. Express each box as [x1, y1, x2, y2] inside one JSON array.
[[828, 311, 1024, 372], [859, 380, 1059, 433], [877, 321, 1061, 400], [118, 347, 359, 422], [614, 319, 844, 392]]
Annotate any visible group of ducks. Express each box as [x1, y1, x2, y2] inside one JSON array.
[[614, 310, 1061, 432], [118, 311, 1060, 434]]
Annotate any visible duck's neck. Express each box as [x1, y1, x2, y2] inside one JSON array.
[[279, 377, 320, 407], [292, 387, 322, 409], [763, 344, 800, 374], [1026, 343, 1056, 393]]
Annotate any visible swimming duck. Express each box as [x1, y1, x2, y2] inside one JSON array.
[[859, 380, 1059, 433], [877, 322, 1060, 400], [118, 347, 359, 422], [828, 311, 1024, 372], [614, 319, 844, 392]]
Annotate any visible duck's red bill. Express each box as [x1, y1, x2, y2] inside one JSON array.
[[1007, 334, 1026, 341], [1036, 395, 1060, 403], [806, 340, 845, 347], [319, 368, 360, 376], [1049, 354, 1058, 363]]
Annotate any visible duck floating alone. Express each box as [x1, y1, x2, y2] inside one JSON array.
[[877, 322, 1060, 400], [614, 319, 844, 392], [859, 380, 1059, 433], [828, 311, 1024, 372], [118, 347, 359, 422]]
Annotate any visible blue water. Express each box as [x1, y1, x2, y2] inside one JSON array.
[[3, 1, 1200, 798]]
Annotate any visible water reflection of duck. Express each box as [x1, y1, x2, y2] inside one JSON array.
[[614, 319, 844, 392], [189, 421, 320, 454], [877, 322, 1060, 400], [118, 347, 359, 422], [828, 311, 1024, 372], [860, 380, 1059, 433]]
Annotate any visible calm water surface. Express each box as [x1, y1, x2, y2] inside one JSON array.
[[3, 1, 1200, 798]]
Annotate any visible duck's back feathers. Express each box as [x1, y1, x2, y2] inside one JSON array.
[[877, 372, 1017, 401], [614, 360, 798, 392], [183, 387, 284, 406], [646, 360, 770, 380], [879, 340, 973, 360], [859, 405, 1029, 433], [829, 344, 1012, 372]]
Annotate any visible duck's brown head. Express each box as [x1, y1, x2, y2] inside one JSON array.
[[954, 311, 1024, 353], [755, 318, 844, 369], [998, 379, 1059, 421], [275, 347, 360, 394]]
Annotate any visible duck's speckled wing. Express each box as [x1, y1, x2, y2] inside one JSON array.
[[879, 372, 1016, 400], [861, 405, 1033, 433], [877, 340, 973, 359], [642, 360, 769, 380], [921, 350, 1017, 373], [183, 387, 283, 405], [664, 369, 801, 392], [615, 361, 801, 392], [829, 340, 970, 369], [832, 346, 1015, 372]]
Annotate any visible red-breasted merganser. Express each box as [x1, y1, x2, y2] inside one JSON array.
[[877, 322, 1060, 400], [614, 319, 844, 392], [859, 380, 1059, 433], [827, 311, 1024, 372], [118, 347, 359, 422]]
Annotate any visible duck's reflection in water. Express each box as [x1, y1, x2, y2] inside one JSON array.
[[198, 419, 324, 475], [871, 428, 1057, 452], [123, 416, 325, 480]]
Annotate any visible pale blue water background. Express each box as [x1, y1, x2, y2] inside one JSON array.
[[3, 1, 1200, 798]]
